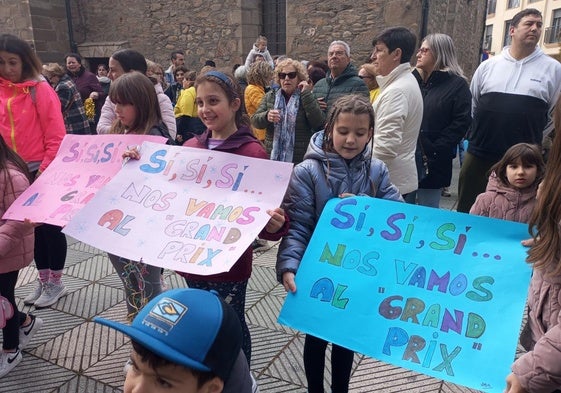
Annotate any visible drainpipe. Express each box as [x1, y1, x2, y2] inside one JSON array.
[[420, 0, 429, 40], [65, 0, 78, 53]]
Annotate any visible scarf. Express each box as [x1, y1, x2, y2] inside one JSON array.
[[271, 89, 300, 162]]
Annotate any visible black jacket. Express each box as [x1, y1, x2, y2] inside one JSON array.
[[413, 69, 471, 189]]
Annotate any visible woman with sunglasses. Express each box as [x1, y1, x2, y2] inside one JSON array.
[[251, 58, 325, 164]]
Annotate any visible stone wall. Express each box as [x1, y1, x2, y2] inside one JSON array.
[[0, 0, 70, 62], [2, 0, 487, 78]]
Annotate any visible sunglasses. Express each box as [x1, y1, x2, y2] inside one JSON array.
[[279, 72, 297, 79]]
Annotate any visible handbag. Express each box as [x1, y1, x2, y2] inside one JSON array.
[[415, 137, 429, 182]]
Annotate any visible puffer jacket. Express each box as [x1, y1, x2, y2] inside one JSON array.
[[0, 77, 66, 172], [0, 165, 34, 274], [276, 131, 402, 281], [469, 173, 537, 223], [251, 88, 325, 164], [512, 266, 561, 392], [312, 64, 369, 112]]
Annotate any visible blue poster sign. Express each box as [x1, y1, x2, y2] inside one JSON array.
[[278, 197, 531, 393]]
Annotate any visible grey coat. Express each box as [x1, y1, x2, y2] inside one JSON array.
[[276, 131, 402, 281]]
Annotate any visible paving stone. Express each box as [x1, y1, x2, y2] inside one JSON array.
[[55, 375, 123, 393]]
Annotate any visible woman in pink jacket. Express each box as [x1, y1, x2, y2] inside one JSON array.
[[0, 34, 68, 309], [0, 135, 39, 378], [504, 101, 561, 393]]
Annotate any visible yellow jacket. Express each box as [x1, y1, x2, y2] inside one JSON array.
[[174, 86, 197, 118]]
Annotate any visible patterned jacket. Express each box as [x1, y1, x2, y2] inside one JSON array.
[[55, 74, 92, 135]]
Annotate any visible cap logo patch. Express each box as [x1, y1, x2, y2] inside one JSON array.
[[142, 297, 187, 334]]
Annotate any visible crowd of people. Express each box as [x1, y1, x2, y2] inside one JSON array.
[[0, 6, 561, 393]]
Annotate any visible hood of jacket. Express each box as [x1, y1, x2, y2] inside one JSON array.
[[502, 45, 544, 65], [485, 172, 537, 205], [376, 63, 414, 91], [304, 130, 372, 172], [193, 125, 259, 150]]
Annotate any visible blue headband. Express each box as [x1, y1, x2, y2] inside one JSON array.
[[206, 71, 230, 85]]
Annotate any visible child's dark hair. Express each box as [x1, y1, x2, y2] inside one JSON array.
[[131, 340, 216, 388], [194, 71, 250, 129], [322, 94, 375, 153], [0, 34, 42, 81], [0, 136, 32, 192], [489, 143, 545, 188], [109, 71, 162, 135]]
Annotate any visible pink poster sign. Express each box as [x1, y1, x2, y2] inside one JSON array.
[[63, 142, 293, 275], [3, 134, 166, 226]]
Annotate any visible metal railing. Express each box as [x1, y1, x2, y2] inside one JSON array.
[[544, 26, 561, 44]]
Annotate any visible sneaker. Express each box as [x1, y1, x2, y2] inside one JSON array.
[[33, 283, 68, 308], [19, 314, 43, 350], [123, 359, 132, 376], [23, 280, 43, 305], [252, 239, 270, 253], [0, 350, 22, 378], [441, 187, 451, 197]]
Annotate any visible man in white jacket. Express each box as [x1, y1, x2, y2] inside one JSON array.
[[371, 27, 423, 198], [457, 8, 561, 213]]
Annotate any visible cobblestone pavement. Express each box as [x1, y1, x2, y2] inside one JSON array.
[[1, 159, 497, 392]]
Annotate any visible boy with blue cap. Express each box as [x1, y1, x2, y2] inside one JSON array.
[[95, 288, 253, 393]]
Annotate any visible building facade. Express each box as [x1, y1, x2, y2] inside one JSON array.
[[2, 0, 487, 78], [485, 0, 561, 59]]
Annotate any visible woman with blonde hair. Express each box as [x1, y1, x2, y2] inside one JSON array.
[[245, 61, 273, 141], [409, 33, 471, 208], [252, 58, 325, 164], [358, 63, 380, 103]]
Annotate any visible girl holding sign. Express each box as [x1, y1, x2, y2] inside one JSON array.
[[0, 136, 40, 378], [107, 71, 175, 320], [123, 71, 288, 370], [276, 95, 402, 393], [504, 102, 561, 392], [0, 34, 69, 309]]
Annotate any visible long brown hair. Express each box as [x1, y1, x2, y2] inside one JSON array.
[[527, 96, 561, 274], [0, 136, 32, 192], [0, 34, 42, 82], [108, 72, 162, 135]]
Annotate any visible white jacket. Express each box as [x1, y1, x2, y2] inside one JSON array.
[[373, 63, 423, 195], [97, 83, 177, 139]]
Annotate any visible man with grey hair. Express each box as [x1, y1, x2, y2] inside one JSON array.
[[313, 40, 369, 113]]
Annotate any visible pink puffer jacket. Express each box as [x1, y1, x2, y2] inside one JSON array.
[[512, 266, 561, 392], [0, 165, 34, 274], [469, 173, 537, 223]]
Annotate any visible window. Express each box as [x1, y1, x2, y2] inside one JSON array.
[[507, 0, 520, 8], [503, 20, 512, 46], [262, 0, 286, 56], [528, 0, 542, 3], [487, 0, 496, 14], [545, 9, 561, 44], [484, 25, 493, 51]]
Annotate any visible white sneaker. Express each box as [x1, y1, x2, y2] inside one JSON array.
[[33, 283, 68, 308], [23, 280, 43, 305], [19, 314, 43, 350], [0, 350, 22, 378]]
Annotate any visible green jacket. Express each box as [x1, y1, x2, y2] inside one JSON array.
[[312, 63, 369, 112], [251, 89, 325, 164]]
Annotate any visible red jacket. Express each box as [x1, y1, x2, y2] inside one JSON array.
[[0, 77, 66, 171], [0, 165, 34, 274], [179, 126, 288, 282]]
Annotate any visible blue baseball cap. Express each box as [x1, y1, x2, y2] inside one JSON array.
[[94, 288, 242, 381]]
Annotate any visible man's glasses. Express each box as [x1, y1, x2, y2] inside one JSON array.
[[279, 72, 297, 79]]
